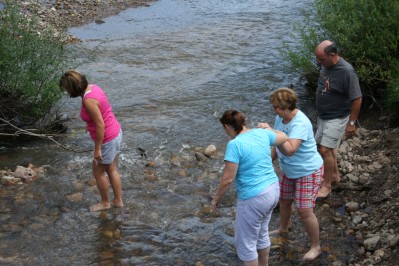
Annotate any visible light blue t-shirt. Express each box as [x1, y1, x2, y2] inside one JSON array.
[[224, 128, 278, 200], [274, 110, 323, 178]]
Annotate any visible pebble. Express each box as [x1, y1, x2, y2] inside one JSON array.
[[346, 202, 360, 212], [364, 236, 381, 251]]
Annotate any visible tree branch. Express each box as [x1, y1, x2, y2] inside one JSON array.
[[0, 117, 88, 153]]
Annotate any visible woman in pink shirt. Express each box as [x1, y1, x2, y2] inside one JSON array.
[[60, 70, 123, 212]]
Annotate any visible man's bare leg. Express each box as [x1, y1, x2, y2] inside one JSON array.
[[331, 149, 340, 183], [317, 145, 337, 197]]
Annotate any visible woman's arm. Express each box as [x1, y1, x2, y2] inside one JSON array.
[[83, 98, 105, 162], [257, 122, 288, 146], [273, 130, 288, 146], [258, 122, 302, 156], [211, 161, 238, 210], [271, 146, 277, 161], [277, 138, 302, 156]]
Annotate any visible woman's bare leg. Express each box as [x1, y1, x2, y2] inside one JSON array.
[[270, 199, 293, 234], [297, 208, 321, 260], [105, 156, 123, 207], [242, 247, 270, 266], [90, 160, 111, 212], [257, 247, 270, 266]]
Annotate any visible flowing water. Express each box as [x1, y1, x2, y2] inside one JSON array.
[[0, 0, 358, 265]]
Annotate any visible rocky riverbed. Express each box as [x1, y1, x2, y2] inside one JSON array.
[[15, 0, 155, 28], [12, 0, 156, 41], [3, 1, 399, 265], [316, 127, 399, 265]]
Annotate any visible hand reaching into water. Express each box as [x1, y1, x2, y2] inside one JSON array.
[[211, 197, 219, 211]]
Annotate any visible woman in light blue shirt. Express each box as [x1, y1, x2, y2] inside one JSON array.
[[258, 87, 324, 261], [212, 110, 288, 266]]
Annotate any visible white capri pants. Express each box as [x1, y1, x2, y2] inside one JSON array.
[[234, 182, 280, 262]]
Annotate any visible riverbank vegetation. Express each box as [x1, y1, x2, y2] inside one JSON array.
[[0, 1, 72, 138], [282, 0, 399, 126], [0, 0, 155, 140]]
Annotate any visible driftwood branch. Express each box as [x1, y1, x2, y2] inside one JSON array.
[[333, 183, 372, 191], [0, 117, 88, 153]]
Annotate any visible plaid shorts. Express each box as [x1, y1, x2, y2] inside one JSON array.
[[279, 165, 324, 208]]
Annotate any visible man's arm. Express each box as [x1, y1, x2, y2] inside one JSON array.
[[346, 97, 362, 137]]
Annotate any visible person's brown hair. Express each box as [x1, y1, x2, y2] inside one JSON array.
[[219, 110, 246, 134], [269, 87, 297, 111], [59, 70, 88, 98], [324, 42, 338, 55]]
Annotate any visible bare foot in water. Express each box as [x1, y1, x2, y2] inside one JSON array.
[[269, 229, 280, 235], [89, 202, 111, 212], [269, 229, 288, 236], [316, 186, 331, 198], [269, 229, 288, 238], [113, 201, 124, 208], [303, 246, 321, 261]]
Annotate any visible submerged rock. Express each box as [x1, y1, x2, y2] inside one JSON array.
[[0, 175, 22, 185], [0, 164, 48, 185], [13, 165, 37, 181], [204, 144, 217, 157]]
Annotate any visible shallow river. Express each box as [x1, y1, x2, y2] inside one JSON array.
[[0, 0, 358, 265]]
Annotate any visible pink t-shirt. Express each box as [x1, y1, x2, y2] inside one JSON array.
[[80, 84, 121, 144]]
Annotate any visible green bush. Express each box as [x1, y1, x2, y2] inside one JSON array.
[[387, 73, 399, 124], [281, 0, 399, 121], [0, 1, 72, 133]]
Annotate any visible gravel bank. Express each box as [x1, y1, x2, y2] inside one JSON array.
[[13, 0, 156, 41]]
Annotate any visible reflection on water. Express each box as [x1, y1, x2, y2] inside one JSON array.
[[0, 0, 358, 265]]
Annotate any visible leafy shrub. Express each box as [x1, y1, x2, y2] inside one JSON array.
[[281, 0, 399, 120], [0, 1, 72, 133], [387, 73, 399, 125]]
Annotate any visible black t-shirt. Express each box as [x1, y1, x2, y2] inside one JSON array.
[[316, 58, 362, 120]]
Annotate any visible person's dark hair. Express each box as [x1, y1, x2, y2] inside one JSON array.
[[219, 110, 246, 134], [324, 42, 338, 55], [59, 70, 88, 98], [269, 87, 297, 111]]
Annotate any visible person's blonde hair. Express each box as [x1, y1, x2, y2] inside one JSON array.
[[269, 87, 297, 111]]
